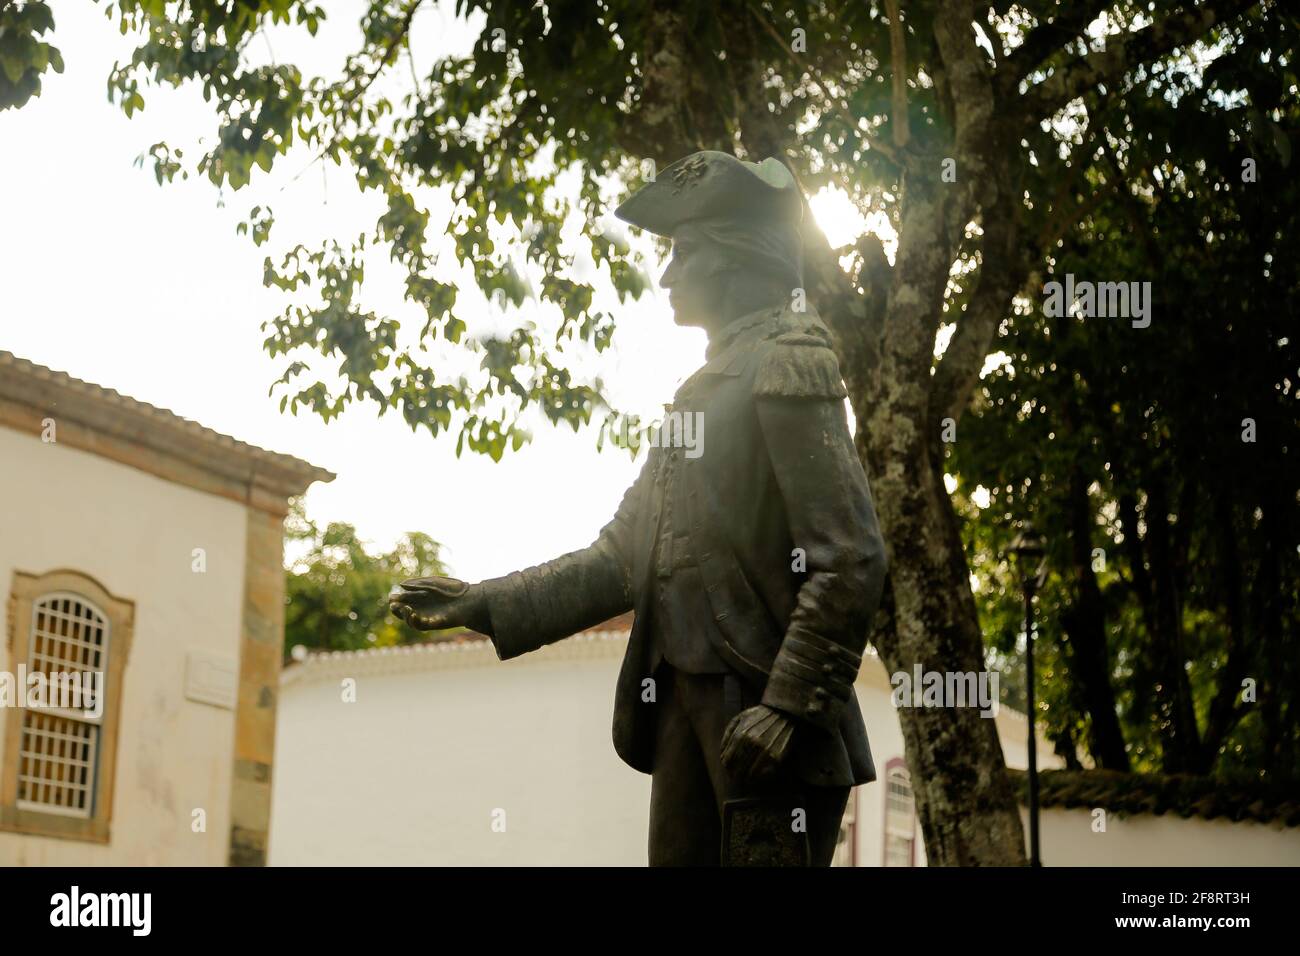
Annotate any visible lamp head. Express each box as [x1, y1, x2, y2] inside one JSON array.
[[1009, 523, 1049, 590]]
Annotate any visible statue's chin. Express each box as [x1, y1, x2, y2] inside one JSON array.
[[671, 306, 705, 328]]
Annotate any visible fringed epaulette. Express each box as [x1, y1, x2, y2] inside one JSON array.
[[752, 316, 848, 400]]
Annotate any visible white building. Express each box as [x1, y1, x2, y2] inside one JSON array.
[[271, 619, 1062, 866], [273, 622, 1300, 866], [0, 351, 331, 865]]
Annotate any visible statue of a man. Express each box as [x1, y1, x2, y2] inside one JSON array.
[[390, 151, 889, 866]]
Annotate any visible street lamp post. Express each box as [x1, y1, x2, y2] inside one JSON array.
[[1009, 524, 1048, 867]]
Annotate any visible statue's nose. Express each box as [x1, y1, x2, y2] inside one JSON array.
[[659, 257, 681, 288]]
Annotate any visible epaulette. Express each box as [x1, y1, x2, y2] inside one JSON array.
[[752, 314, 848, 400]]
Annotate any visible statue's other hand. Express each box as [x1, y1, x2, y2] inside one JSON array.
[[721, 704, 796, 783], [388, 576, 492, 634]]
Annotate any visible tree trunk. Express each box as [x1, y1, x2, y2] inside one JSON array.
[[1200, 496, 1249, 767], [1144, 477, 1204, 772], [853, 170, 1027, 866], [1062, 465, 1130, 770], [866, 438, 1027, 865]]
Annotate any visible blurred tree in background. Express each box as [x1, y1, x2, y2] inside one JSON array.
[[283, 499, 451, 659], [951, 26, 1298, 780]]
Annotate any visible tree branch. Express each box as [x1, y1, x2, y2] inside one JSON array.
[[749, 6, 901, 166], [884, 0, 910, 149], [1023, 0, 1260, 119], [932, 0, 997, 201], [931, 186, 1025, 426], [1001, 0, 1115, 83], [355, 0, 423, 105], [800, 196, 882, 377]]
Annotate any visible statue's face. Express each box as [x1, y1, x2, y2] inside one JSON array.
[[660, 223, 730, 328]]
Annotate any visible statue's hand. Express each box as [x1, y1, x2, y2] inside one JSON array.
[[388, 576, 492, 634], [721, 704, 796, 783]]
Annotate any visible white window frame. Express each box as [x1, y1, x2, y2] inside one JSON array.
[[2, 569, 135, 845], [882, 760, 916, 867], [15, 591, 111, 818]]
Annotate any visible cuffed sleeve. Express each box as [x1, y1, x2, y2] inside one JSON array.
[[754, 391, 888, 728], [761, 629, 864, 733]]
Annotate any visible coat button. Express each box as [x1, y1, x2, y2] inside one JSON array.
[[813, 687, 829, 701]]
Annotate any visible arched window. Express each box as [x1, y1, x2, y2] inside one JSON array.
[[2, 570, 134, 843], [18, 592, 109, 817], [882, 758, 916, 867], [831, 787, 858, 866]]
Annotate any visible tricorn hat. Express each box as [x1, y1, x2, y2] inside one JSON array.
[[614, 150, 803, 237]]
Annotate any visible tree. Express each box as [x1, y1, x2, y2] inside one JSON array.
[[952, 22, 1299, 779], [0, 2, 63, 110], [7, 0, 1281, 864], [283, 499, 451, 659]]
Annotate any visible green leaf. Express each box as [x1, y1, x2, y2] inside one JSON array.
[[0, 55, 25, 85]]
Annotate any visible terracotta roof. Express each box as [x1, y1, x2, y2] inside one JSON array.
[[1010, 769, 1300, 828], [0, 350, 333, 505]]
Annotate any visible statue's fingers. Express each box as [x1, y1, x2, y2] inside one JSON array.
[[721, 717, 741, 752], [741, 752, 768, 783], [416, 609, 451, 630], [720, 732, 744, 772], [724, 733, 762, 780], [754, 717, 784, 750], [749, 748, 779, 780], [722, 748, 747, 780], [752, 728, 784, 777]]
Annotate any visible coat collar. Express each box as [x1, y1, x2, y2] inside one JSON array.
[[704, 305, 785, 362], [668, 310, 779, 398]]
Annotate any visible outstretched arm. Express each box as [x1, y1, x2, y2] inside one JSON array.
[[391, 453, 654, 660]]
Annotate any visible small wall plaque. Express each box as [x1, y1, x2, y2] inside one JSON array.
[[185, 650, 238, 709]]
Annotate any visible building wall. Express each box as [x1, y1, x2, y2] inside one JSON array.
[[1025, 806, 1300, 866], [272, 636, 1059, 866], [0, 427, 248, 865], [270, 638, 649, 866]]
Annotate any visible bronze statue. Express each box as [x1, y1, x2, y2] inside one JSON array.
[[390, 151, 888, 866]]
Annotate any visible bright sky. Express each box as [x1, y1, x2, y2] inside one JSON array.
[[0, 1, 872, 582]]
